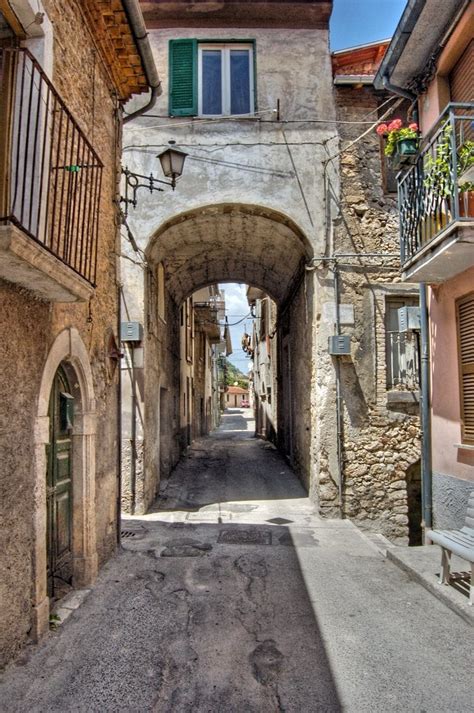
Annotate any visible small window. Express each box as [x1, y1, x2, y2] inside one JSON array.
[[198, 44, 254, 116], [385, 297, 419, 390], [456, 293, 474, 444], [169, 39, 255, 118]]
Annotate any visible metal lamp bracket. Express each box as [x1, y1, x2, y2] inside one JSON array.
[[120, 167, 175, 217]]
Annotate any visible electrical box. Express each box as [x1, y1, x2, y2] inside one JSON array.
[[120, 321, 143, 343], [328, 335, 351, 356], [398, 306, 420, 333]]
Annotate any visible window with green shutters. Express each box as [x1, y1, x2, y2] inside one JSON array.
[[169, 39, 256, 117], [169, 39, 198, 117]]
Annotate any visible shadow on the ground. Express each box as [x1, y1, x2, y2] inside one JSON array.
[[0, 518, 343, 712], [117, 518, 343, 711]]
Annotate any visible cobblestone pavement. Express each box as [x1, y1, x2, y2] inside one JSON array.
[[0, 409, 472, 712]]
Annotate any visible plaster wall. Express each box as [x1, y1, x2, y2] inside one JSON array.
[[418, 4, 473, 134], [0, 0, 121, 666], [123, 26, 337, 247], [430, 268, 474, 483]]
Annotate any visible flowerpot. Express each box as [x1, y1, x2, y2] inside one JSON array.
[[458, 190, 474, 218], [397, 138, 419, 157], [391, 138, 419, 170]]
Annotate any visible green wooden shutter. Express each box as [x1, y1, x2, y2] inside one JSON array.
[[169, 39, 197, 117]]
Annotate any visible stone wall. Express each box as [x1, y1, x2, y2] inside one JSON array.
[[313, 85, 421, 542], [0, 0, 121, 666]]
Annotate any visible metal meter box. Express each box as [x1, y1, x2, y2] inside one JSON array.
[[328, 335, 351, 356], [397, 306, 420, 333], [120, 321, 143, 343]]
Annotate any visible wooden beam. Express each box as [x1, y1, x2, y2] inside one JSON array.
[[0, 0, 26, 38]]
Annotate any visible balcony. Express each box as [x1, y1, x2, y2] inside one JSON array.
[[0, 48, 103, 302], [398, 103, 474, 283], [194, 302, 222, 343]]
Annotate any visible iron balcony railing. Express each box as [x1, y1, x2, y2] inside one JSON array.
[[386, 331, 419, 390], [0, 47, 103, 285], [398, 103, 474, 267]]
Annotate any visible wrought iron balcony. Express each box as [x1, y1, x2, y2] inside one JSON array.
[[0, 47, 103, 300], [398, 103, 474, 282]]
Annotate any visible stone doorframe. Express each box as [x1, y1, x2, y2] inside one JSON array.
[[32, 327, 98, 640]]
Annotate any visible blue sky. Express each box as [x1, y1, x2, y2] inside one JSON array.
[[330, 0, 406, 51], [222, 1, 408, 372]]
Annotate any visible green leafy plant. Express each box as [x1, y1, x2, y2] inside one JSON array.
[[424, 124, 474, 197], [49, 613, 61, 630]]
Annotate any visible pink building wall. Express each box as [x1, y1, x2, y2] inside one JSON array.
[[430, 267, 474, 483], [418, 4, 473, 134]]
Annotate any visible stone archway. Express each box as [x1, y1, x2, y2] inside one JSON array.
[[123, 202, 316, 513], [32, 328, 97, 640], [145, 203, 313, 307]]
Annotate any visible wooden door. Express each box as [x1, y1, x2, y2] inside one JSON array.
[[46, 367, 74, 599]]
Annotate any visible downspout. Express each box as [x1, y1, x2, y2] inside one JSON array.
[[334, 264, 344, 516], [419, 283, 432, 533], [117, 287, 123, 544], [130, 345, 137, 514], [382, 75, 418, 122], [121, 0, 162, 124]]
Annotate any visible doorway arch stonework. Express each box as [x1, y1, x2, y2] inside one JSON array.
[[32, 328, 97, 640]]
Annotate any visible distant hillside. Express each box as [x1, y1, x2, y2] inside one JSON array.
[[221, 357, 248, 389]]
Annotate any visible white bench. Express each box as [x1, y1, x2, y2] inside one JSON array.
[[427, 491, 474, 606]]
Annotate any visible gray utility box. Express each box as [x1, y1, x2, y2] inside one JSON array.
[[398, 306, 421, 333], [328, 335, 351, 356], [121, 321, 143, 343]]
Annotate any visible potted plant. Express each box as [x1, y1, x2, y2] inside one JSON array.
[[376, 119, 419, 169]]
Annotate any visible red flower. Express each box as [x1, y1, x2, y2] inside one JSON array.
[[388, 118, 403, 131], [408, 122, 419, 131], [376, 123, 388, 136]]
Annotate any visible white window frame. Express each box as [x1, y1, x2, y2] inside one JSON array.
[[198, 43, 254, 117]]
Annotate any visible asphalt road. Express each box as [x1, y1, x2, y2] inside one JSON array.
[[0, 409, 472, 712]]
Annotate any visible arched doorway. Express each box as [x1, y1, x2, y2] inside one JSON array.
[[46, 365, 74, 600], [32, 329, 98, 640]]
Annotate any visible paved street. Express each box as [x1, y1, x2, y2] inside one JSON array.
[[0, 409, 472, 712]]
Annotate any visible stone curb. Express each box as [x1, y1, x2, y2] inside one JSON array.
[[386, 549, 474, 627]]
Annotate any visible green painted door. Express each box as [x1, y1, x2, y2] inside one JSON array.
[[46, 367, 74, 599]]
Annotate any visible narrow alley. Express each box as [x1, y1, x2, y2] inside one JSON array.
[[0, 411, 472, 713]]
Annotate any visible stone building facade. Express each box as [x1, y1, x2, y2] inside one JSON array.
[[246, 288, 279, 444], [120, 3, 421, 541], [312, 42, 422, 542], [121, 281, 226, 514], [0, 0, 151, 667]]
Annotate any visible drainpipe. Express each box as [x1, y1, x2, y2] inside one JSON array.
[[382, 75, 418, 123], [333, 264, 344, 516], [419, 283, 432, 533], [130, 345, 137, 515], [121, 0, 162, 124], [117, 285, 122, 545]]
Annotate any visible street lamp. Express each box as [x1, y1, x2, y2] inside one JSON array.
[[157, 147, 187, 188], [120, 146, 187, 217]]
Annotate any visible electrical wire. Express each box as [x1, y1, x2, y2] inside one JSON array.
[[323, 96, 404, 165], [137, 107, 278, 131]]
